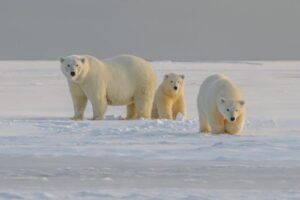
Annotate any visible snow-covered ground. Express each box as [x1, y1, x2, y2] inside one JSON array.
[[0, 61, 300, 199]]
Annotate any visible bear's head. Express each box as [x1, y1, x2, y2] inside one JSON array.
[[217, 97, 245, 123], [60, 55, 88, 83], [162, 73, 185, 97]]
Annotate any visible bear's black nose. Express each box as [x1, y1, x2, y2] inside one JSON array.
[[70, 72, 75, 77], [230, 117, 235, 122], [174, 86, 178, 90]]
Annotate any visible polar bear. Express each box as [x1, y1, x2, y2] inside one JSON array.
[[197, 74, 245, 134], [60, 55, 157, 120], [152, 73, 186, 119]]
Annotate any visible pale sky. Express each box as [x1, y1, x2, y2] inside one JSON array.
[[0, 0, 299, 61]]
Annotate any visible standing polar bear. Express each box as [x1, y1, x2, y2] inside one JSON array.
[[60, 55, 157, 120], [152, 73, 186, 119], [197, 74, 246, 134]]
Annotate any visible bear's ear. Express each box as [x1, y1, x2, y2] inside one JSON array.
[[220, 97, 226, 103], [180, 74, 185, 79], [81, 58, 85, 64], [60, 57, 64, 63], [239, 100, 245, 106], [164, 74, 168, 79]]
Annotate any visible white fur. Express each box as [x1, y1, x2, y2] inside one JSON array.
[[197, 74, 246, 134], [152, 73, 186, 119], [60, 55, 157, 120]]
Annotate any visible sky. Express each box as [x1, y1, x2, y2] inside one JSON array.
[[0, 0, 299, 61]]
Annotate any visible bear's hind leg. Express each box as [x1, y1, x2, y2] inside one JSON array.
[[126, 103, 137, 119]]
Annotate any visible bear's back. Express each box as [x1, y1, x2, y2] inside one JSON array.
[[103, 55, 150, 70], [198, 74, 242, 107], [208, 74, 243, 100], [199, 74, 226, 98]]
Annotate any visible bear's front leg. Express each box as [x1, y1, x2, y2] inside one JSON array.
[[157, 102, 173, 119], [71, 97, 87, 120], [199, 111, 211, 133], [69, 82, 88, 120], [208, 115, 224, 134], [151, 104, 159, 119], [172, 95, 186, 119], [91, 96, 107, 120], [225, 114, 245, 134]]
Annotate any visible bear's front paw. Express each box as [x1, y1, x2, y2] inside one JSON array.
[[211, 127, 224, 134], [70, 116, 83, 121], [200, 128, 211, 133], [91, 116, 104, 120], [159, 114, 173, 120]]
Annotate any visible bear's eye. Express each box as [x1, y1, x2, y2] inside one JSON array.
[[67, 64, 71, 67], [75, 64, 79, 67], [226, 109, 230, 112], [170, 81, 173, 83]]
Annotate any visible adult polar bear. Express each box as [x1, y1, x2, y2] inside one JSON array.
[[60, 55, 157, 120], [197, 74, 246, 134]]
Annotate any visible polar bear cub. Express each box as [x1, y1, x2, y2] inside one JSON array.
[[152, 73, 186, 119], [197, 74, 245, 134], [60, 55, 157, 120]]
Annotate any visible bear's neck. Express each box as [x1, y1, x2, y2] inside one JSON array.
[[75, 63, 91, 85]]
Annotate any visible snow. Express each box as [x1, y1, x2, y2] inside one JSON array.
[[0, 61, 300, 199]]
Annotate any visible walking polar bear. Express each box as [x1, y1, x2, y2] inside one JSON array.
[[60, 55, 157, 120], [197, 74, 246, 134], [152, 73, 186, 119]]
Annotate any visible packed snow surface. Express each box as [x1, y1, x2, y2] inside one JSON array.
[[0, 61, 299, 199]]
